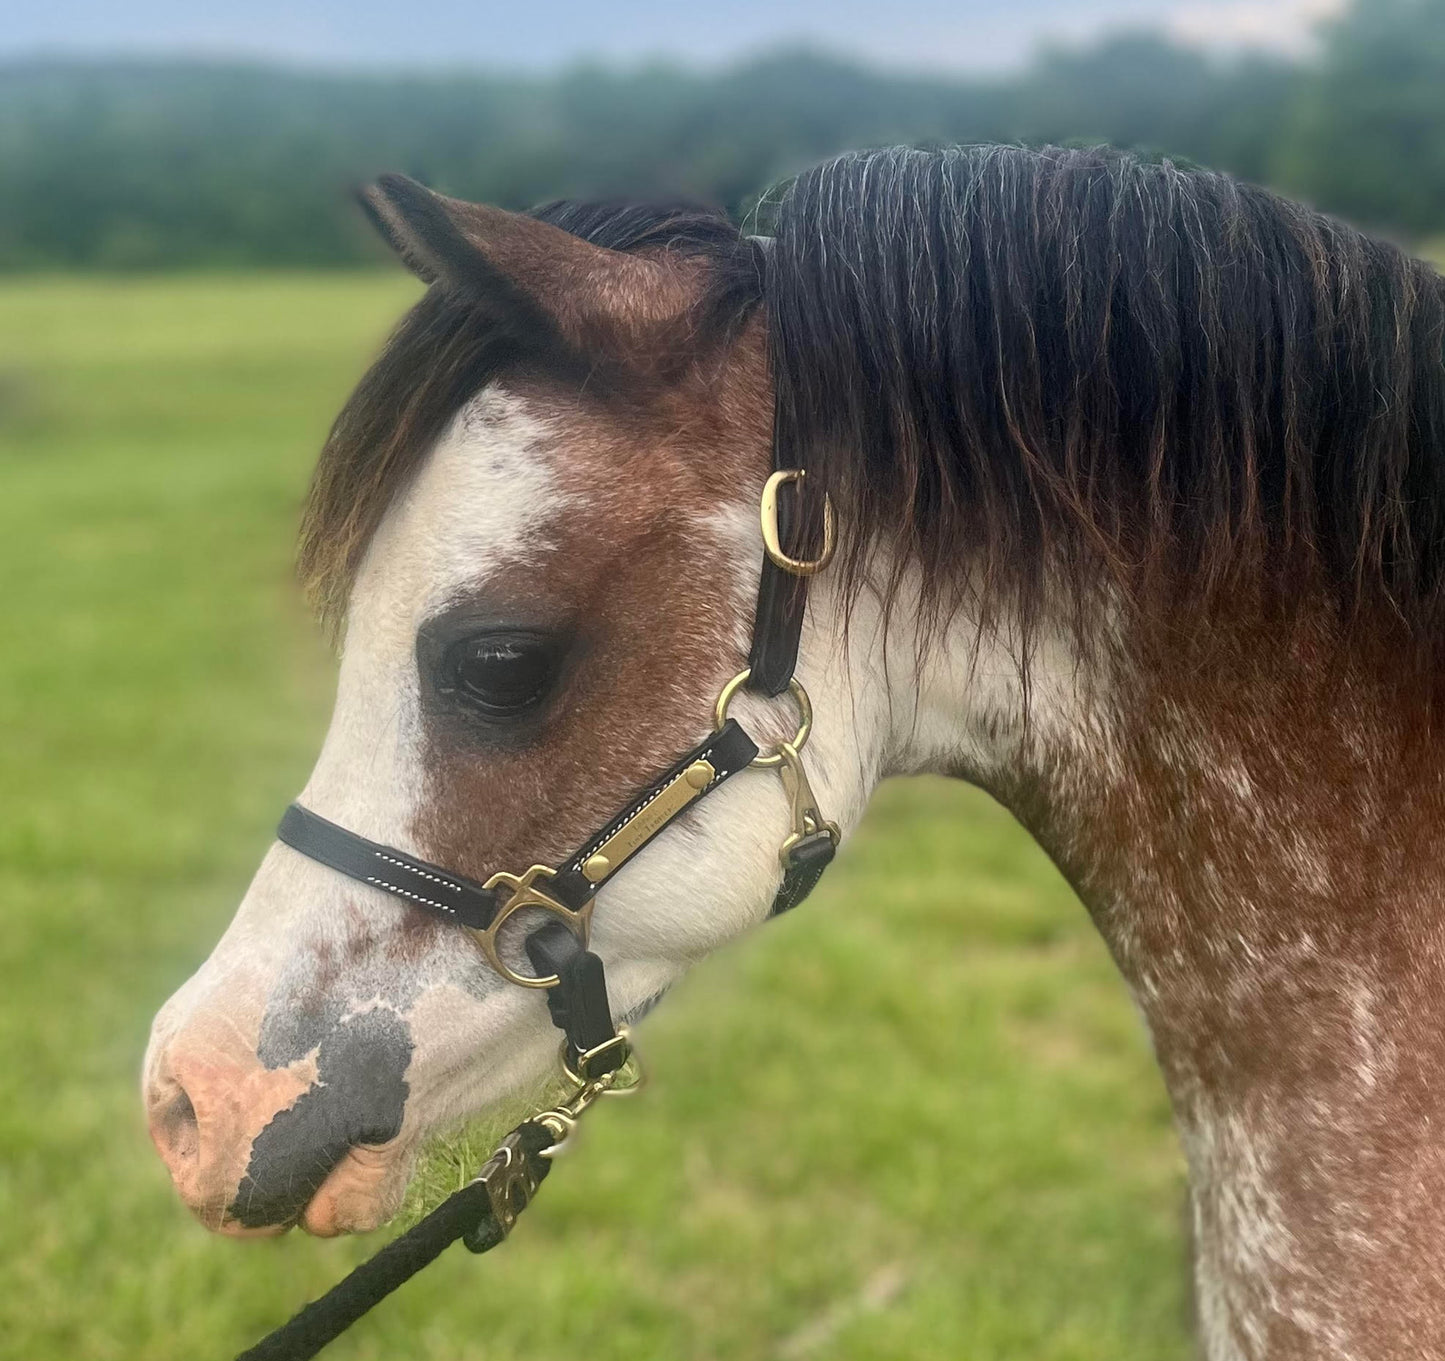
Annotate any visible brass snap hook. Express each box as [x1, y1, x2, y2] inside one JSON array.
[[560, 1029, 646, 1093], [537, 1030, 646, 1159], [711, 670, 840, 871], [775, 740, 841, 864]]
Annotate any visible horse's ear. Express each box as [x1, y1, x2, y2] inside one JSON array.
[[359, 173, 692, 351]]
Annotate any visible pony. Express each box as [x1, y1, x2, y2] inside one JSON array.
[[145, 145, 1445, 1360]]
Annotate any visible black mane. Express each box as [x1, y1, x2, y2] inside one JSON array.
[[304, 145, 1445, 653], [763, 146, 1445, 647]]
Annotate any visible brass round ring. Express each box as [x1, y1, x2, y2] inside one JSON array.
[[712, 667, 813, 768]]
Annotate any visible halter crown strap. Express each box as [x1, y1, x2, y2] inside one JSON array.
[[748, 422, 820, 696], [743, 398, 840, 908]]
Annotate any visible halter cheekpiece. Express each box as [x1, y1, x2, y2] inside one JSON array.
[[239, 423, 839, 1360]]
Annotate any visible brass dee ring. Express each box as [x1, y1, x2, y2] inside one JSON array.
[[713, 667, 813, 769], [760, 469, 836, 576], [473, 865, 593, 989]]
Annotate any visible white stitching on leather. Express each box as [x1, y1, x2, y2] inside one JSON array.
[[364, 876, 457, 915], [372, 851, 466, 892]]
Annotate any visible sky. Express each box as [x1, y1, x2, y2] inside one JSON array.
[[4, 0, 1345, 73]]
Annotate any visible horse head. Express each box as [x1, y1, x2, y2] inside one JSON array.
[[145, 147, 1445, 1361]]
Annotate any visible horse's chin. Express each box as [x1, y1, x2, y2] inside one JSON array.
[[298, 1140, 417, 1237]]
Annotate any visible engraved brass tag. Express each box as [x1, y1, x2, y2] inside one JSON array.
[[581, 759, 715, 883]]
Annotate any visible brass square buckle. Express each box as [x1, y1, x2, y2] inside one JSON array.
[[760, 469, 836, 576], [472, 865, 592, 989]]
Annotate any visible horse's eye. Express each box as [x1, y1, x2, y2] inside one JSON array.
[[444, 633, 557, 718]]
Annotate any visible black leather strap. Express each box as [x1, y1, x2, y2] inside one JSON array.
[[548, 719, 758, 907], [526, 921, 622, 1074], [277, 803, 499, 930], [746, 427, 810, 696], [747, 411, 837, 906], [770, 830, 837, 916], [277, 720, 759, 931], [745, 236, 809, 696]]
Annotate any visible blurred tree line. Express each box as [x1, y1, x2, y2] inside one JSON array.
[[0, 0, 1441, 269]]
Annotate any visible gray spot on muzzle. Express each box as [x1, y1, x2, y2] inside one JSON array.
[[228, 1008, 413, 1228], [257, 992, 347, 1069]]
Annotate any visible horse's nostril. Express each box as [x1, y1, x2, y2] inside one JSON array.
[[146, 1072, 200, 1173], [143, 1048, 306, 1235]]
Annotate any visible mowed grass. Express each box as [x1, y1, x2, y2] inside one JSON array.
[[0, 273, 1190, 1360]]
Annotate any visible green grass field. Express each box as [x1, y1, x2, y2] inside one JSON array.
[[0, 273, 1189, 1360]]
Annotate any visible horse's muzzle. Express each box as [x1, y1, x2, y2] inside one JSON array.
[[144, 1006, 413, 1235]]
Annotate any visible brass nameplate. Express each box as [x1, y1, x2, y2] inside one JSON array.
[[582, 759, 715, 883]]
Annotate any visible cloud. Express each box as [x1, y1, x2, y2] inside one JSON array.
[[0, 0, 1352, 71], [1166, 0, 1346, 56]]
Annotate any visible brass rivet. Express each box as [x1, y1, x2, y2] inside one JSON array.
[[684, 760, 712, 790], [582, 853, 611, 882]]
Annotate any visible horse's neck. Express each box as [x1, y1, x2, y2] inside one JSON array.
[[876, 589, 1445, 1359]]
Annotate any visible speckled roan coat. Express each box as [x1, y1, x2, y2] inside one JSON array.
[[146, 146, 1445, 1359]]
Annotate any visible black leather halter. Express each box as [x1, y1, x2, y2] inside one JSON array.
[[276, 436, 836, 997], [237, 418, 837, 1361], [277, 719, 759, 983]]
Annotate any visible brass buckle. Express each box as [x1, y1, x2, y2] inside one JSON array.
[[471, 864, 592, 990], [713, 668, 812, 769], [760, 469, 836, 576]]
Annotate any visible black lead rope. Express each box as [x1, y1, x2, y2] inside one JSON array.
[[236, 402, 837, 1359], [236, 926, 606, 1361], [234, 1127, 554, 1361]]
